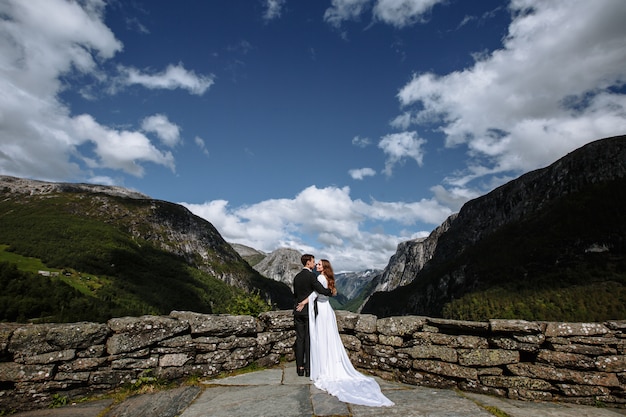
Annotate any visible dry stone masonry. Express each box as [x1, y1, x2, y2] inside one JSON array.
[[0, 311, 625, 413]]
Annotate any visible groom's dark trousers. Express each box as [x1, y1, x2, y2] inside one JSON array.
[[293, 268, 333, 374]]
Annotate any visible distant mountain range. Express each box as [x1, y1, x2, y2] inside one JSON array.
[[1, 135, 624, 323], [231, 245, 381, 310]]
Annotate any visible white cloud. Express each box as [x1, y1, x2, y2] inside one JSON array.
[[72, 114, 175, 176], [378, 131, 426, 176], [181, 185, 452, 271], [430, 185, 481, 212], [373, 0, 442, 28], [141, 114, 181, 147], [117, 63, 215, 95], [194, 136, 209, 156], [0, 0, 204, 183], [351, 135, 372, 147], [349, 167, 376, 180], [324, 0, 445, 29], [396, 0, 626, 195], [324, 0, 373, 28], [263, 0, 286, 21]]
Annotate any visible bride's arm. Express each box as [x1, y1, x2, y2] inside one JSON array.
[[296, 297, 309, 312]]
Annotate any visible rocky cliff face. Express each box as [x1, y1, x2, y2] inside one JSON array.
[[335, 269, 381, 300], [251, 248, 303, 290], [362, 135, 626, 318], [356, 215, 456, 311], [371, 214, 457, 293]]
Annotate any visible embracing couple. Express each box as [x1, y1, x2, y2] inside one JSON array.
[[292, 254, 393, 407]]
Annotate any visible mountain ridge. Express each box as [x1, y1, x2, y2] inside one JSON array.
[[0, 176, 293, 322], [362, 134, 626, 320]]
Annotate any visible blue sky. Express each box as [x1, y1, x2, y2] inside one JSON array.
[[1, 0, 625, 271]]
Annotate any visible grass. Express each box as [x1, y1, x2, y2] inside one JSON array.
[[0, 244, 54, 274], [0, 244, 110, 297], [456, 390, 511, 417]]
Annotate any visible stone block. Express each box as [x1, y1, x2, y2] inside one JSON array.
[[399, 345, 458, 363], [556, 383, 610, 397], [257, 310, 293, 331], [106, 316, 189, 355], [0, 362, 55, 382], [412, 359, 478, 380], [340, 334, 361, 351], [489, 319, 541, 334], [22, 349, 75, 365], [159, 353, 193, 367], [458, 349, 519, 367], [378, 334, 403, 347], [428, 317, 489, 333], [111, 356, 159, 370], [377, 316, 426, 336], [507, 363, 621, 387], [595, 355, 626, 372], [536, 349, 596, 370], [58, 357, 107, 372], [170, 311, 256, 336], [480, 375, 552, 390], [544, 322, 610, 337], [489, 336, 540, 353], [413, 332, 488, 349]]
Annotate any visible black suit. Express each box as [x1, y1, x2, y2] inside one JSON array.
[[293, 268, 333, 373]]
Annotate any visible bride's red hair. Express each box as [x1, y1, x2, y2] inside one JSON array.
[[320, 259, 335, 293]]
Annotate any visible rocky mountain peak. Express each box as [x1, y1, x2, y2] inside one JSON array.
[[0, 175, 149, 199], [252, 248, 303, 290]]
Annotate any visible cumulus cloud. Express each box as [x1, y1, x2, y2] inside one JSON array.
[[116, 63, 215, 95], [181, 185, 452, 271], [194, 136, 209, 156], [324, 0, 372, 28], [373, 0, 441, 28], [352, 135, 372, 147], [263, 0, 286, 21], [141, 114, 181, 147], [0, 0, 209, 183], [396, 0, 626, 195], [378, 131, 426, 176], [72, 114, 175, 176], [324, 0, 445, 28], [349, 167, 376, 180]]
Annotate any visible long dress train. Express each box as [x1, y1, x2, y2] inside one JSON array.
[[308, 274, 394, 407]]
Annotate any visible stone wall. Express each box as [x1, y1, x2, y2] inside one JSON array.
[[1, 311, 625, 412]]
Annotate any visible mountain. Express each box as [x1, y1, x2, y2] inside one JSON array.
[[356, 217, 456, 312], [251, 247, 302, 290], [236, 245, 380, 310], [0, 176, 293, 322], [362, 135, 626, 321], [332, 269, 381, 311], [230, 243, 266, 266]]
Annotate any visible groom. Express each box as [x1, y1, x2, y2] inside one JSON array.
[[293, 253, 335, 377]]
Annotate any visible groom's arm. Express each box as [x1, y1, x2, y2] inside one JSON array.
[[310, 275, 336, 297]]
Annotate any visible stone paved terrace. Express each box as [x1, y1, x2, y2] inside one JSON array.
[[2, 312, 625, 413], [10, 362, 626, 417]]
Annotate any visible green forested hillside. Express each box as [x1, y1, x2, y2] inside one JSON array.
[[364, 177, 626, 321], [0, 186, 290, 322], [442, 177, 626, 321]]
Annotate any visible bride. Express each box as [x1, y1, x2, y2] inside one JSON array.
[[296, 259, 394, 407]]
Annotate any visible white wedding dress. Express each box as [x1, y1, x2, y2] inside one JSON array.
[[308, 274, 394, 407]]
